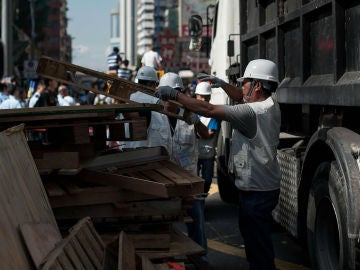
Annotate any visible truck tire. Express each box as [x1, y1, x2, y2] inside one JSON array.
[[307, 161, 355, 270], [217, 168, 238, 204]]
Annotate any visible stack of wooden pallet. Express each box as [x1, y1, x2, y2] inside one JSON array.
[[0, 125, 204, 269], [44, 146, 204, 253], [0, 104, 205, 266]]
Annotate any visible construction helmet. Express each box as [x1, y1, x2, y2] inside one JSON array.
[[135, 66, 158, 83], [158, 72, 184, 90], [195, 82, 211, 95], [238, 59, 279, 84]]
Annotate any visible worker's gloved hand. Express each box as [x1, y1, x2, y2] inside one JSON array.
[[197, 73, 226, 88], [184, 111, 200, 125], [155, 86, 179, 100]]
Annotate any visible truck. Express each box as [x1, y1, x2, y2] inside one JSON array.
[[206, 1, 360, 269]]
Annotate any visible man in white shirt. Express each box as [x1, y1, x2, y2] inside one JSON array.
[[141, 45, 163, 70], [0, 86, 23, 109]]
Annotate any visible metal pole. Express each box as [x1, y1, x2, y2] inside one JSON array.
[[1, 0, 13, 77], [206, 4, 215, 58], [29, 0, 36, 61]]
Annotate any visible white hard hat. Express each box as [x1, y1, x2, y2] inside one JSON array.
[[135, 66, 158, 82], [158, 72, 184, 89], [195, 82, 211, 95], [238, 59, 279, 83]]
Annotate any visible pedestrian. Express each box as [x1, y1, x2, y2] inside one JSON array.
[[107, 47, 122, 75], [0, 83, 9, 105], [194, 82, 221, 195], [141, 44, 163, 70], [0, 85, 24, 109], [57, 84, 76, 106], [156, 59, 281, 270], [117, 59, 133, 81], [29, 78, 58, 107]]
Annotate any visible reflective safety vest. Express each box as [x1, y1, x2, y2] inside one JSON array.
[[229, 97, 281, 191], [123, 92, 197, 174]]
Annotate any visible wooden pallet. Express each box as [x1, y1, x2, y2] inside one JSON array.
[[83, 147, 204, 198], [20, 217, 105, 270]]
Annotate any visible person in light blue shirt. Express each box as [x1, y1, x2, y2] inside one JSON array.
[[0, 83, 9, 105], [0, 85, 23, 109]]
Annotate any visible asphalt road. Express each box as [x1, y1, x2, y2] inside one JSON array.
[[182, 181, 312, 270]]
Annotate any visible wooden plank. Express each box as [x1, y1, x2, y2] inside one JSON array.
[[53, 200, 183, 220], [138, 229, 205, 260], [140, 170, 176, 185], [70, 238, 95, 270], [80, 169, 170, 198], [49, 190, 124, 208], [57, 252, 73, 269], [105, 161, 164, 175], [141, 256, 157, 270], [74, 230, 103, 269], [84, 146, 169, 170], [129, 233, 171, 250], [63, 242, 85, 269], [118, 231, 136, 270], [44, 182, 67, 197], [0, 125, 58, 270], [34, 152, 80, 170], [19, 223, 62, 269], [155, 167, 192, 185], [162, 160, 204, 185]]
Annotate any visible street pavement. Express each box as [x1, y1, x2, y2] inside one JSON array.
[[178, 181, 311, 270]]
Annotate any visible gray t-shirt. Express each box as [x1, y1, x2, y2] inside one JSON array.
[[224, 104, 257, 138]]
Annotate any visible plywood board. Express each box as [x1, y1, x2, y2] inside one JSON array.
[[0, 124, 58, 269]]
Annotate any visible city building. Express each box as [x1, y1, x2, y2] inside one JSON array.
[[1, 0, 71, 79], [110, 0, 138, 67]]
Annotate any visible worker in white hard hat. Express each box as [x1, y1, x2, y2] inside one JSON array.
[[155, 59, 281, 270], [194, 82, 221, 196], [119, 66, 159, 149]]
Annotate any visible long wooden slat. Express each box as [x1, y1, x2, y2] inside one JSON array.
[[83, 146, 169, 170], [70, 238, 95, 270], [137, 170, 175, 185], [49, 190, 123, 208], [80, 169, 170, 198], [0, 125, 58, 270], [138, 229, 205, 260], [53, 200, 183, 220], [57, 252, 74, 269], [129, 233, 171, 250], [36, 56, 185, 120], [155, 167, 192, 185], [161, 160, 204, 185], [74, 231, 103, 269], [63, 243, 85, 270], [118, 231, 136, 270]]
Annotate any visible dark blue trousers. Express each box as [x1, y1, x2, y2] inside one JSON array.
[[238, 189, 280, 270]]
